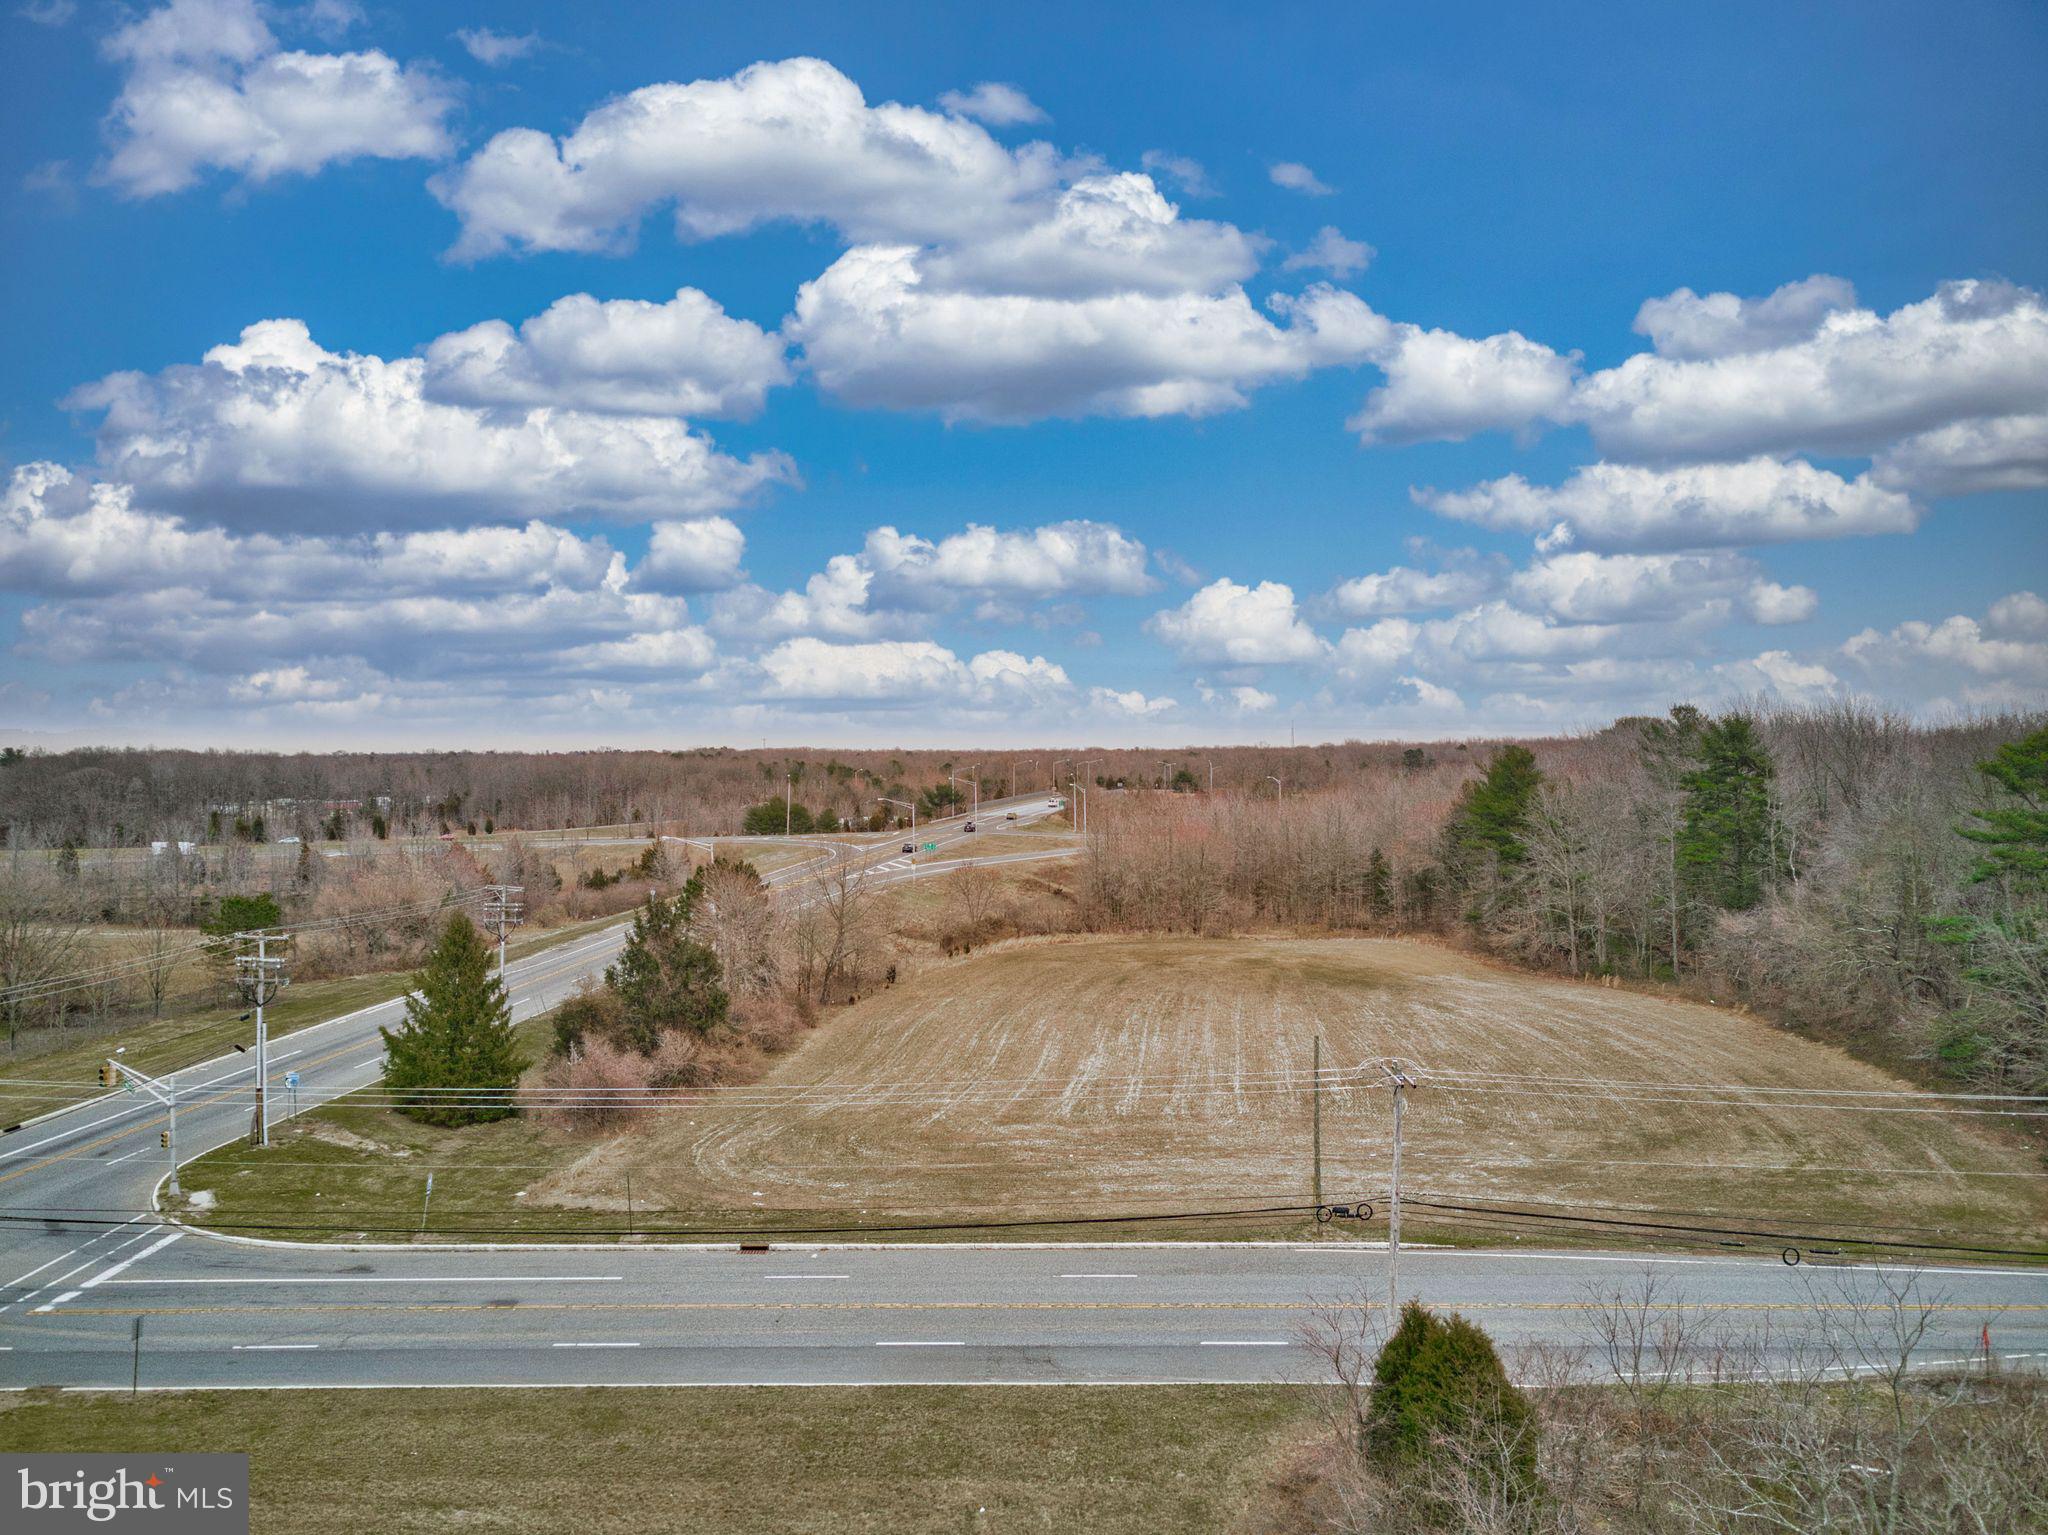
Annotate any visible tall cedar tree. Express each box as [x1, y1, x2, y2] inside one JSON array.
[[1367, 1303, 1541, 1508], [604, 887, 729, 1053], [1445, 746, 1543, 870], [1931, 726, 2048, 1090], [1677, 713, 1780, 911], [380, 912, 526, 1126]]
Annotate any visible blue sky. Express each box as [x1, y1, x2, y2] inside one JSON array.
[[2, 0, 2044, 747]]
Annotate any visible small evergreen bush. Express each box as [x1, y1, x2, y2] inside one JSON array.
[[1367, 1303, 1540, 1510]]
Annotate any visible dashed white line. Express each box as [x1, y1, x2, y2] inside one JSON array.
[[765, 1275, 848, 1281], [232, 1344, 318, 1351], [1199, 1340, 1290, 1347], [552, 1341, 641, 1349], [1061, 1273, 1138, 1279], [107, 1149, 149, 1164], [875, 1340, 963, 1347], [32, 1290, 82, 1314]]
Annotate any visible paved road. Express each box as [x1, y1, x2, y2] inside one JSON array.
[[0, 799, 1072, 1341], [6, 1240, 2043, 1389], [6, 795, 2044, 1391]]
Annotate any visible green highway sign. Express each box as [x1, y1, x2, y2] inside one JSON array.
[[922, 842, 936, 851]]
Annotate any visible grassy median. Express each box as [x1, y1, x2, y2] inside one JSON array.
[[0, 1384, 1316, 1535]]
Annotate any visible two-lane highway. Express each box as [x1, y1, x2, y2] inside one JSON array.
[[9, 1240, 2044, 1389], [7, 796, 2044, 1392]]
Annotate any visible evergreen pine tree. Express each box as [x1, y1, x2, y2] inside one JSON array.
[[1955, 727, 2048, 887], [381, 912, 526, 1126], [605, 889, 729, 1052], [1364, 847, 1393, 917], [1677, 713, 1779, 911], [1444, 746, 1544, 870], [1930, 726, 2048, 1091]]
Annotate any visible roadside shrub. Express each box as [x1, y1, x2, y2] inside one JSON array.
[[549, 981, 627, 1058], [731, 992, 807, 1054], [645, 1031, 710, 1090], [525, 1038, 652, 1132], [1367, 1304, 1540, 1512]]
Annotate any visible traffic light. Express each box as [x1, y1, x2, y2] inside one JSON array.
[[160, 1130, 171, 1148], [98, 1061, 112, 1087]]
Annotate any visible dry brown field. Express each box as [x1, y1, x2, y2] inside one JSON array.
[[540, 934, 2046, 1245]]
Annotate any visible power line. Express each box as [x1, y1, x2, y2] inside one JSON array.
[[1396, 1194, 2048, 1262]]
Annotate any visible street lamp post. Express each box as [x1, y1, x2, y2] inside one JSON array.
[[948, 771, 979, 819], [785, 773, 794, 836], [1267, 775, 1284, 800]]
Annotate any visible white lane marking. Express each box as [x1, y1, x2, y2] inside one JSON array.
[[875, 1340, 964, 1347], [552, 1341, 641, 1349], [0, 1215, 144, 1298], [12, 1226, 160, 1311], [232, 1344, 318, 1351], [78, 1231, 184, 1290], [1061, 1273, 1138, 1279], [101, 1274, 625, 1286], [107, 1149, 148, 1164], [353, 1059, 384, 1070], [32, 1290, 82, 1313], [765, 1275, 848, 1281], [1199, 1340, 1291, 1347]]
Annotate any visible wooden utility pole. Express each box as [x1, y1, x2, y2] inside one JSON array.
[[1381, 1061, 1419, 1317], [1311, 1034, 1323, 1209], [237, 932, 288, 1147]]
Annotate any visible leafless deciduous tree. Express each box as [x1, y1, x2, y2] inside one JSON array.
[[0, 860, 93, 1049], [691, 860, 781, 997]]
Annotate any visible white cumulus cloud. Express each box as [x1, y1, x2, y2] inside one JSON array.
[[64, 318, 795, 531], [1147, 578, 1328, 665], [98, 0, 453, 197], [432, 56, 1064, 260], [1418, 458, 1918, 551], [422, 287, 791, 419], [1632, 275, 1859, 360], [1572, 278, 2048, 464]]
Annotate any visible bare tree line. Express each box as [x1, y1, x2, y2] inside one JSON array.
[[1078, 702, 2047, 1092]]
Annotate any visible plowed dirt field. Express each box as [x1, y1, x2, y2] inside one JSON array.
[[540, 936, 2045, 1245]]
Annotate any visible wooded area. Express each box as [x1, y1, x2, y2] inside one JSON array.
[[1079, 704, 2048, 1094]]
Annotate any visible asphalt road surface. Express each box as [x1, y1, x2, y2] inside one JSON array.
[[6, 1241, 2043, 1390], [5, 795, 2044, 1391]]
